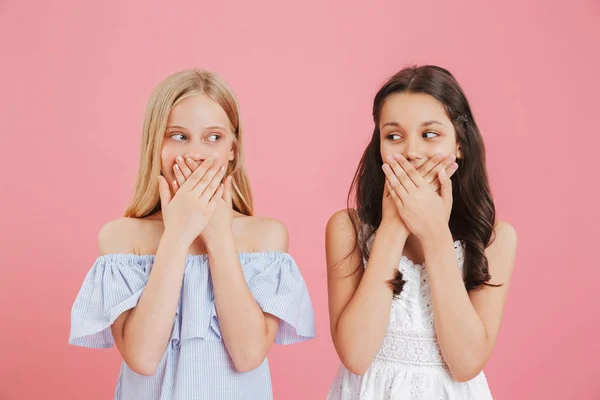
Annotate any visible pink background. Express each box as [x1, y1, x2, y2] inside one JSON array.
[[1, 1, 599, 399]]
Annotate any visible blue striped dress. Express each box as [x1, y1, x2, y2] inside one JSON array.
[[69, 251, 316, 400]]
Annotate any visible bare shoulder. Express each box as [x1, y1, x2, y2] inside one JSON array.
[[326, 208, 359, 238], [485, 219, 518, 282], [491, 219, 518, 253], [242, 215, 289, 253], [326, 209, 362, 271], [98, 217, 161, 255]]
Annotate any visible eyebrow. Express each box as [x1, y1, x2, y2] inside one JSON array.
[[381, 120, 447, 129], [381, 121, 402, 129], [422, 120, 446, 128], [166, 125, 228, 131]]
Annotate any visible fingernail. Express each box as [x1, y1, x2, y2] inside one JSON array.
[[174, 164, 180, 171], [386, 155, 393, 162], [452, 163, 459, 169], [393, 154, 402, 160], [382, 164, 390, 171], [176, 156, 183, 163], [449, 154, 456, 162]]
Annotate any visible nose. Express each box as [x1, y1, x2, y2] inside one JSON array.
[[182, 142, 208, 164], [403, 136, 423, 162]]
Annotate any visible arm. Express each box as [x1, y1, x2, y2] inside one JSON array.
[[423, 220, 517, 381], [109, 158, 225, 376], [101, 221, 189, 376], [207, 219, 285, 372], [326, 209, 408, 375]]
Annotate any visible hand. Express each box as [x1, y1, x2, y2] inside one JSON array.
[[157, 157, 226, 245], [382, 154, 453, 240], [381, 182, 410, 237], [416, 153, 459, 194], [381, 154, 457, 234], [172, 156, 233, 244]]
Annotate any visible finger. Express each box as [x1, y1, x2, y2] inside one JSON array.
[[422, 154, 451, 184], [173, 163, 186, 187], [223, 176, 233, 207], [157, 175, 172, 207], [439, 169, 453, 205], [393, 154, 427, 188], [185, 157, 199, 174], [385, 179, 403, 208], [176, 156, 193, 179], [385, 156, 416, 191], [207, 183, 225, 213], [171, 179, 179, 193], [383, 181, 390, 197], [417, 153, 444, 181], [181, 157, 216, 191], [211, 183, 225, 202], [197, 164, 226, 200], [430, 178, 441, 193], [428, 162, 458, 193], [446, 162, 459, 179], [382, 163, 408, 199]]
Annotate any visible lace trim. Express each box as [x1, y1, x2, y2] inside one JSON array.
[[374, 329, 448, 369]]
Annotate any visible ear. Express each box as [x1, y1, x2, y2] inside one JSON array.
[[455, 143, 462, 159], [228, 144, 235, 161]]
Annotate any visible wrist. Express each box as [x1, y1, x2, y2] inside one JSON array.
[[378, 221, 410, 246], [420, 226, 453, 252], [160, 229, 193, 254], [204, 228, 235, 254]]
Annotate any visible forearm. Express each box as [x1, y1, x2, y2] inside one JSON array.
[[207, 232, 272, 371], [422, 229, 488, 380], [122, 231, 189, 371], [334, 224, 407, 374]]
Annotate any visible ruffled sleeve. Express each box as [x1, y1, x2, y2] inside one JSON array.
[[245, 252, 315, 344], [68, 255, 152, 348], [179, 252, 316, 345]]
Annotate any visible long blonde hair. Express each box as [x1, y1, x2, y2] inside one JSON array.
[[124, 69, 253, 218]]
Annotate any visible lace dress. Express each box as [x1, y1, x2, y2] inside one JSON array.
[[326, 230, 492, 400]]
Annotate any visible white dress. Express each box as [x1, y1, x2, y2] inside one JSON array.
[[326, 231, 493, 400]]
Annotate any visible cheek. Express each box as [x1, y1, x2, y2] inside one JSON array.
[[160, 147, 177, 177], [214, 139, 234, 165], [380, 141, 397, 161], [429, 138, 457, 156]]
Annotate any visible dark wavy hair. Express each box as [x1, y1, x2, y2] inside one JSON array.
[[348, 65, 497, 295]]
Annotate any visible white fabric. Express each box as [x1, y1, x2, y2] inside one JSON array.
[[326, 232, 493, 400]]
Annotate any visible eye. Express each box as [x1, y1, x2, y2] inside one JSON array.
[[423, 131, 439, 139], [171, 133, 187, 141], [206, 133, 221, 142], [387, 132, 402, 141]]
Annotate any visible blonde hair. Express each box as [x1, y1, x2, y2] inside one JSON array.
[[124, 69, 253, 218]]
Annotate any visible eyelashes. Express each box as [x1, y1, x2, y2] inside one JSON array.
[[168, 133, 222, 142], [385, 131, 440, 141]]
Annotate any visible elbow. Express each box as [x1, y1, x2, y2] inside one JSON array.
[[444, 338, 489, 382], [344, 363, 369, 376], [333, 336, 372, 376], [127, 359, 160, 377], [231, 349, 268, 373], [122, 350, 162, 377], [340, 354, 371, 376], [448, 359, 485, 383], [452, 369, 482, 383]]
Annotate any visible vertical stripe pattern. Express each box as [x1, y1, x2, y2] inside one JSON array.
[[69, 252, 316, 400]]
